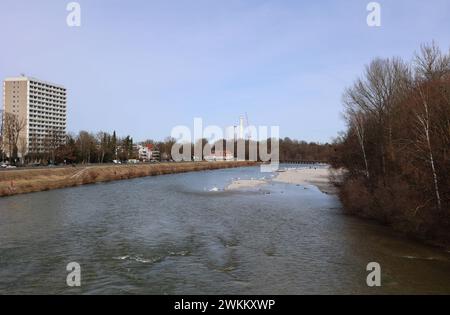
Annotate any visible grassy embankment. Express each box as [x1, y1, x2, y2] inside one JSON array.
[[0, 161, 257, 197]]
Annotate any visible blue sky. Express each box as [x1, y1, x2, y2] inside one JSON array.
[[1, 0, 449, 142]]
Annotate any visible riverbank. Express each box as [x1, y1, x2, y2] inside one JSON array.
[[0, 161, 257, 197], [338, 175, 450, 250]]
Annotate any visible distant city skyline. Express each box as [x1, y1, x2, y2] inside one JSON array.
[[1, 0, 450, 142]]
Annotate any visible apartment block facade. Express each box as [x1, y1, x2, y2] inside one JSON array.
[[2, 76, 67, 157]]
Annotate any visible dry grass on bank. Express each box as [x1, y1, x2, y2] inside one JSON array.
[[0, 161, 257, 197]]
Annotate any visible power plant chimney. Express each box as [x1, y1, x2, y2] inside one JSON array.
[[239, 116, 245, 139]]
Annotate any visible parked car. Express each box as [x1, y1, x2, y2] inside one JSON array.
[[6, 165, 17, 169], [1, 164, 8, 168]]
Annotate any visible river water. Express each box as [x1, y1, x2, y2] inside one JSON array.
[[0, 165, 449, 294]]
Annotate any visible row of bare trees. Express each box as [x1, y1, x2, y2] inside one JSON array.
[[332, 42, 450, 242], [160, 137, 332, 162], [279, 138, 333, 162], [51, 134, 332, 164], [37, 131, 137, 164], [1, 114, 333, 164], [0, 121, 134, 165], [1, 112, 332, 165]]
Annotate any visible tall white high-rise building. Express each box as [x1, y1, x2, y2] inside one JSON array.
[[2, 76, 67, 157]]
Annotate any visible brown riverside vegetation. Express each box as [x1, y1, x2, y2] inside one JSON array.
[[331, 43, 450, 247], [0, 161, 257, 197]]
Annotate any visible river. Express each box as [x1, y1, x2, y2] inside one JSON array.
[[0, 165, 449, 294]]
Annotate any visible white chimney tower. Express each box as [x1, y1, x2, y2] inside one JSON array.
[[239, 116, 245, 139]]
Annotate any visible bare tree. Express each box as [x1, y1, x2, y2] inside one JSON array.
[[2, 112, 26, 162], [43, 130, 64, 163], [96, 131, 110, 163], [415, 87, 442, 212], [349, 110, 370, 179], [18, 136, 28, 164], [28, 133, 41, 162], [77, 131, 96, 164], [414, 42, 450, 81], [344, 58, 411, 179]]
